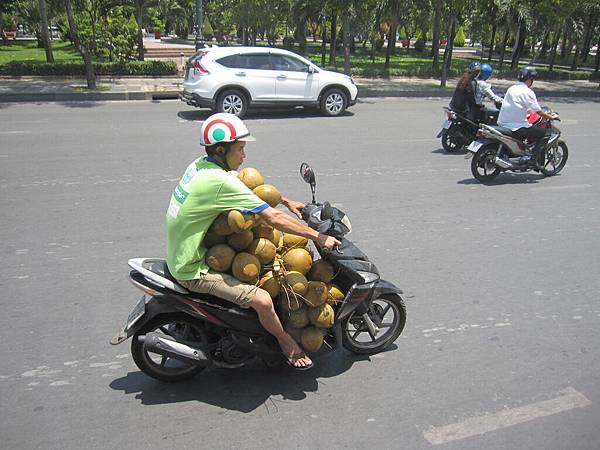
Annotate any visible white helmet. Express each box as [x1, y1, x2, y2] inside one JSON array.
[[199, 113, 255, 146]]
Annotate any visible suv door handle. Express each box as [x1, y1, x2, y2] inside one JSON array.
[[277, 74, 287, 80], [235, 72, 246, 77]]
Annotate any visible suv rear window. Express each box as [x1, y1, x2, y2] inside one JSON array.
[[217, 53, 272, 70]]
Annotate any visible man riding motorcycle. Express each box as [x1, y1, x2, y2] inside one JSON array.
[[165, 113, 340, 370], [497, 66, 559, 169]]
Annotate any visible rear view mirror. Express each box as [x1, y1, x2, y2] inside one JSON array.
[[300, 162, 316, 204], [300, 162, 315, 185]]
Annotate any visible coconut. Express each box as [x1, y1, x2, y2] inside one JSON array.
[[210, 213, 234, 236], [238, 167, 265, 190], [303, 281, 328, 307], [205, 244, 236, 272], [282, 271, 308, 296], [247, 238, 277, 265], [253, 184, 282, 207], [307, 259, 335, 283], [288, 306, 310, 328], [258, 271, 281, 299], [285, 326, 303, 343], [253, 222, 274, 239], [227, 210, 256, 233], [308, 303, 335, 328], [301, 326, 324, 352], [327, 284, 345, 305], [279, 292, 304, 312], [283, 233, 308, 249], [203, 230, 226, 248], [272, 229, 284, 249], [282, 248, 313, 275], [232, 252, 261, 283], [227, 230, 254, 252]]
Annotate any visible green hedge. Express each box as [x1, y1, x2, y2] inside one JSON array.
[[0, 60, 178, 76]]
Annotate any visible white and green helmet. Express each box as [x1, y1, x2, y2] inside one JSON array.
[[199, 113, 255, 146]]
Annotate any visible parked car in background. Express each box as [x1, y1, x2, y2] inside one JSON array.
[[180, 46, 358, 118]]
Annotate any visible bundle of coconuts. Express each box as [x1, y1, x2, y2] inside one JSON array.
[[203, 167, 346, 353]]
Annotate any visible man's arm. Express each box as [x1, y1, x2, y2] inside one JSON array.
[[481, 82, 503, 104], [259, 207, 339, 250]]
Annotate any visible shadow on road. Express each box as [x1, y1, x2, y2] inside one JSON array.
[[177, 108, 354, 122], [457, 173, 546, 185], [57, 101, 103, 108], [431, 148, 468, 156], [109, 349, 366, 412]]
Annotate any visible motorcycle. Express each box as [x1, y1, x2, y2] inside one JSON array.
[[466, 107, 568, 183], [437, 106, 499, 152], [110, 163, 407, 381]]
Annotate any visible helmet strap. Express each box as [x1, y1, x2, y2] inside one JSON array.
[[211, 144, 232, 171]]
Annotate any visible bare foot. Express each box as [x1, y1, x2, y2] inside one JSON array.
[[278, 334, 313, 369]]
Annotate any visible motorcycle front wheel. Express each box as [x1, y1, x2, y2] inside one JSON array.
[[341, 294, 406, 355], [441, 129, 462, 152], [471, 145, 501, 182], [131, 313, 208, 382], [541, 141, 568, 177]]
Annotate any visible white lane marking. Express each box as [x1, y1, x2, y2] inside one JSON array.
[[423, 387, 591, 445], [530, 184, 592, 192], [0, 131, 26, 135]]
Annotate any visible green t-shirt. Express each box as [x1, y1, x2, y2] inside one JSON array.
[[166, 156, 268, 280]]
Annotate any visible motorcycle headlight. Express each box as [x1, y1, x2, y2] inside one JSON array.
[[356, 271, 379, 284]]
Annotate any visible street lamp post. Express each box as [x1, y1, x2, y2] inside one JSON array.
[[194, 0, 204, 50]]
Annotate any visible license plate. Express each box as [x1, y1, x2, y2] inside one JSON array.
[[126, 296, 146, 330], [442, 120, 451, 129], [467, 141, 483, 152]]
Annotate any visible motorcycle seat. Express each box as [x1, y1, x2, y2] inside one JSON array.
[[490, 125, 517, 137], [149, 260, 251, 311]]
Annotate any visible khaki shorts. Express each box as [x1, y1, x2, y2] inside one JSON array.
[[179, 271, 258, 309]]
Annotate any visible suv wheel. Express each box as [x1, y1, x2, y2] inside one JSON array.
[[320, 88, 347, 117], [216, 89, 248, 118]]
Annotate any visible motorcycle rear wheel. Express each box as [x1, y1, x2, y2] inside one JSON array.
[[441, 129, 462, 152], [341, 294, 406, 355], [541, 141, 568, 177], [471, 145, 501, 182], [131, 313, 208, 382]]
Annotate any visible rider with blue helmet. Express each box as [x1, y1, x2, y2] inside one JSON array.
[[475, 63, 503, 110]]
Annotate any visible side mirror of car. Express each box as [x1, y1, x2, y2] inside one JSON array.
[[307, 66, 316, 74]]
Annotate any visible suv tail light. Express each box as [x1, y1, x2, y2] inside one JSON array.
[[193, 53, 209, 75]]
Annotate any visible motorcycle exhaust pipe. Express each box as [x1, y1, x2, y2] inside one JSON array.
[[139, 333, 212, 368], [494, 156, 513, 169]]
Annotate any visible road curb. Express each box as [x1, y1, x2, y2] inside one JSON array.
[[1, 88, 598, 103]]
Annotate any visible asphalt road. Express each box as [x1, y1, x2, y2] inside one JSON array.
[[1, 98, 599, 450]]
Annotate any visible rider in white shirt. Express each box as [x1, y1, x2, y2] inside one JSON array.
[[498, 66, 559, 169]]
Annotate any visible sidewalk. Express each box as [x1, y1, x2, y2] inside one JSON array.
[[0, 75, 598, 103]]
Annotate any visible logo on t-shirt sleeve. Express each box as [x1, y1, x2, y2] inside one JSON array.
[[173, 184, 189, 204]]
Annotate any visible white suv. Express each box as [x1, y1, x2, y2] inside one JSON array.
[[180, 46, 358, 118]]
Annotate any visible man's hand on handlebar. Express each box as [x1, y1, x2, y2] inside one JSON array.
[[317, 233, 341, 251], [281, 196, 305, 219]]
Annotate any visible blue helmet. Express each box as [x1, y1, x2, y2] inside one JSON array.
[[480, 63, 493, 80]]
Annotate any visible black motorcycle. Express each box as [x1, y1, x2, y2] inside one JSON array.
[[437, 106, 499, 152], [110, 163, 407, 381]]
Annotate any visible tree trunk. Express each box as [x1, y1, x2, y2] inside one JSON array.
[[342, 9, 351, 75], [385, 0, 399, 69], [38, 0, 54, 62], [560, 25, 569, 59], [530, 29, 549, 65], [297, 11, 307, 54], [595, 34, 600, 72], [498, 25, 510, 69], [488, 23, 497, 61], [329, 11, 337, 65], [135, 1, 144, 61], [321, 19, 327, 66], [538, 30, 550, 59], [64, 0, 96, 89], [549, 25, 561, 71], [581, 15, 597, 62], [440, 16, 455, 88], [511, 20, 526, 69], [431, 0, 441, 70]]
